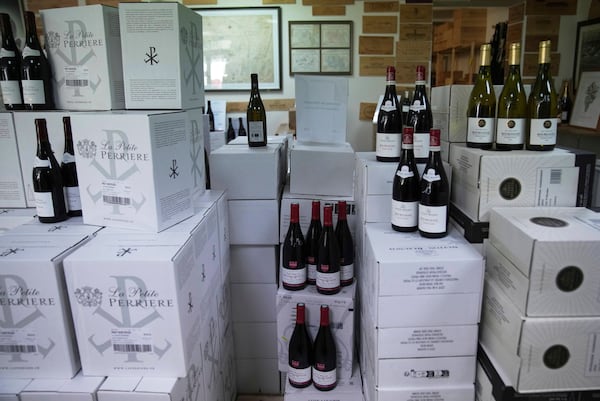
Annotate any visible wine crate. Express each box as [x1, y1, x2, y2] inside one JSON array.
[[508, 2, 525, 23], [365, 1, 399, 13], [363, 384, 475, 401], [97, 373, 206, 401], [358, 36, 395, 55], [433, 22, 453, 52], [19, 372, 104, 401], [362, 16, 397, 34], [0, 379, 32, 401], [506, 22, 522, 47], [399, 23, 432, 42], [452, 8, 487, 27], [396, 39, 432, 61], [228, 199, 280, 245], [359, 56, 396, 76], [399, 4, 432, 23], [522, 52, 560, 77], [452, 25, 487, 48], [525, 0, 577, 15]]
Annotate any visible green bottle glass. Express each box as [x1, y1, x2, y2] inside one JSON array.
[[467, 43, 496, 149]]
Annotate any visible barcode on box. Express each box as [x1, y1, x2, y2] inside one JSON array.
[[550, 169, 562, 184], [113, 343, 152, 353], [66, 79, 89, 87], [103, 195, 131, 206], [0, 344, 37, 353]]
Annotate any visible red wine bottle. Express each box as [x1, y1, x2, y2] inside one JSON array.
[[316, 205, 340, 295], [0, 13, 23, 110], [376, 66, 402, 162], [33, 118, 67, 223], [312, 304, 337, 391], [238, 117, 247, 136], [61, 117, 82, 217], [303, 200, 322, 285], [401, 90, 411, 126], [21, 11, 54, 110], [334, 201, 354, 286], [391, 127, 420, 232], [282, 203, 306, 291], [406, 66, 433, 161], [288, 303, 313, 388], [418, 129, 449, 238]]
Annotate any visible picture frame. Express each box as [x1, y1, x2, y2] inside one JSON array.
[[193, 7, 282, 91], [570, 71, 600, 131], [573, 17, 600, 91], [289, 21, 352, 75]]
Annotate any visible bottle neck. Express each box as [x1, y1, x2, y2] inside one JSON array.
[[311, 202, 320, 221], [507, 64, 521, 78], [296, 304, 306, 325], [290, 203, 300, 224], [319, 306, 330, 327], [24, 12, 41, 49], [337, 201, 347, 221], [0, 14, 15, 46], [323, 206, 333, 227], [35, 119, 51, 158], [63, 118, 74, 154]]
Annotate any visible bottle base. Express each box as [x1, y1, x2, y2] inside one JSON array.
[[466, 142, 493, 150], [313, 381, 337, 392], [38, 215, 69, 223], [419, 230, 448, 239], [391, 223, 417, 232], [248, 141, 267, 147], [376, 155, 400, 163], [307, 279, 316, 286], [316, 286, 340, 295], [526, 144, 555, 151], [283, 283, 307, 291], [341, 278, 354, 286], [68, 210, 83, 217], [289, 379, 312, 389], [495, 144, 523, 151]]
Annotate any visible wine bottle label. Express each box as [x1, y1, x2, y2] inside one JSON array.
[[0, 48, 16, 58], [341, 263, 354, 282], [413, 132, 430, 159], [396, 165, 415, 179], [316, 270, 340, 290], [391, 200, 418, 227], [376, 132, 402, 158], [248, 121, 265, 143], [66, 186, 82, 212], [529, 118, 557, 145], [418, 204, 448, 234], [561, 111, 568, 122], [312, 367, 337, 388], [288, 366, 311, 385], [34, 191, 56, 218], [422, 168, 441, 182], [282, 266, 307, 287], [410, 102, 426, 112], [22, 46, 41, 58], [467, 117, 495, 143], [402, 105, 410, 113], [0, 80, 23, 104], [496, 118, 525, 144], [381, 101, 397, 112], [33, 157, 51, 168], [22, 80, 46, 104], [307, 262, 317, 282], [63, 153, 76, 164], [64, 65, 90, 88]]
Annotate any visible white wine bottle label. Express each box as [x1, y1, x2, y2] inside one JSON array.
[[33, 157, 51, 168], [422, 168, 441, 182], [63, 153, 76, 164], [0, 80, 23, 104], [396, 165, 415, 179], [316, 270, 340, 290], [341, 263, 354, 282], [419, 204, 447, 234], [288, 366, 311, 385], [467, 117, 495, 143], [413, 131, 430, 159], [248, 121, 265, 143], [34, 191, 55, 218], [496, 118, 525, 144], [66, 186, 82, 211], [0, 48, 16, 58], [281, 266, 306, 287], [529, 118, 557, 145], [22, 46, 41, 58], [313, 367, 337, 388], [22, 80, 46, 104], [376, 132, 401, 158], [307, 262, 317, 282], [391, 200, 418, 227]]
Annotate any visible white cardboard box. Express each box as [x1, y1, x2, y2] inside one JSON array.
[[119, 2, 204, 110], [230, 245, 278, 284], [450, 144, 578, 222], [228, 199, 279, 245], [0, 234, 93, 378], [6, 217, 102, 237], [290, 142, 355, 197], [186, 108, 206, 198], [20, 372, 105, 401], [97, 374, 205, 401], [41, 5, 125, 110], [228, 134, 290, 180], [210, 143, 284, 200], [488, 207, 600, 316], [193, 190, 230, 278], [480, 279, 600, 392], [0, 379, 33, 401], [231, 283, 278, 323], [276, 283, 356, 379], [0, 113, 27, 208], [220, 324, 237, 401], [283, 365, 363, 401], [70, 110, 193, 232], [235, 358, 281, 395], [371, 385, 474, 401], [233, 322, 277, 359]]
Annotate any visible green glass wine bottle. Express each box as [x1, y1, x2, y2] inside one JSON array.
[[466, 43, 496, 150]]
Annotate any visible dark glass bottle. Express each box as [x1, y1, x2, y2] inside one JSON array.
[[558, 79, 572, 124], [418, 129, 449, 238], [288, 303, 313, 388], [61, 117, 81, 217], [376, 66, 402, 162], [282, 203, 306, 291], [207, 100, 215, 131], [391, 127, 420, 232], [0, 13, 23, 110], [21, 11, 54, 110], [304, 200, 322, 286], [32, 118, 67, 223], [316, 205, 340, 295], [238, 117, 247, 136], [226, 117, 236, 143], [490, 22, 507, 85], [401, 90, 411, 126], [335, 200, 354, 287], [247, 73, 267, 147], [467, 43, 496, 149], [312, 304, 337, 391], [406, 65, 433, 161]]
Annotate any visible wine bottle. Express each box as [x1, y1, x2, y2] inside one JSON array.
[[304, 200, 322, 286], [226, 117, 236, 143], [335, 200, 354, 287], [527, 40, 558, 151], [238, 117, 247, 136], [496, 42, 527, 151], [316, 205, 340, 295], [282, 203, 307, 291], [490, 22, 507, 85], [418, 129, 449, 238], [376, 66, 402, 162], [312, 304, 337, 391], [406, 65, 433, 160], [247, 73, 267, 147], [61, 117, 82, 217], [558, 79, 572, 124], [401, 90, 411, 125], [0, 13, 23, 110], [288, 303, 313, 388], [21, 11, 54, 110], [32, 118, 67, 223], [391, 127, 420, 232], [207, 100, 215, 131], [204, 148, 211, 189], [467, 43, 496, 149]]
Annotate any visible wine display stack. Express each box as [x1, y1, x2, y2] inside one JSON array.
[[478, 206, 600, 396]]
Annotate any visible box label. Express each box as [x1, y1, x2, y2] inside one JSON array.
[[535, 167, 579, 206], [586, 332, 600, 376]]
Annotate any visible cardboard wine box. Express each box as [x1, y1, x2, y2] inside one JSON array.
[[0, 113, 27, 208], [20, 372, 105, 401]]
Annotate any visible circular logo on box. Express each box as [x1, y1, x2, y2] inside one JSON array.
[[499, 178, 521, 200], [530, 217, 569, 228], [556, 266, 584, 292], [543, 345, 570, 369]]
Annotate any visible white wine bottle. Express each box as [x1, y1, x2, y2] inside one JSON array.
[[496, 42, 527, 150], [527, 40, 557, 151], [467, 43, 496, 149], [247, 73, 267, 147]]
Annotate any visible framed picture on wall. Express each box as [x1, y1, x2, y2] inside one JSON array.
[[573, 17, 600, 91], [570, 71, 600, 131]]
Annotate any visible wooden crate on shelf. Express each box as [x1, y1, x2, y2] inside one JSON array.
[[433, 21, 453, 52]]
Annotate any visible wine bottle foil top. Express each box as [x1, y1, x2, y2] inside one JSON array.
[[402, 127, 414, 145], [415, 65, 426, 81], [429, 129, 441, 146], [386, 66, 396, 82], [508, 42, 521, 66]]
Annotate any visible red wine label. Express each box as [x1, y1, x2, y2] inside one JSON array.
[[282, 266, 306, 287], [422, 168, 441, 182], [307, 263, 317, 282], [34, 191, 56, 218], [66, 186, 82, 212], [22, 80, 46, 104], [418, 205, 447, 234], [341, 263, 354, 282], [467, 117, 495, 143], [496, 118, 525, 145], [391, 200, 418, 227], [376, 132, 401, 158], [316, 271, 340, 290], [288, 365, 311, 385], [529, 118, 557, 145], [0, 80, 22, 104], [312, 367, 337, 388], [396, 165, 415, 179]]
